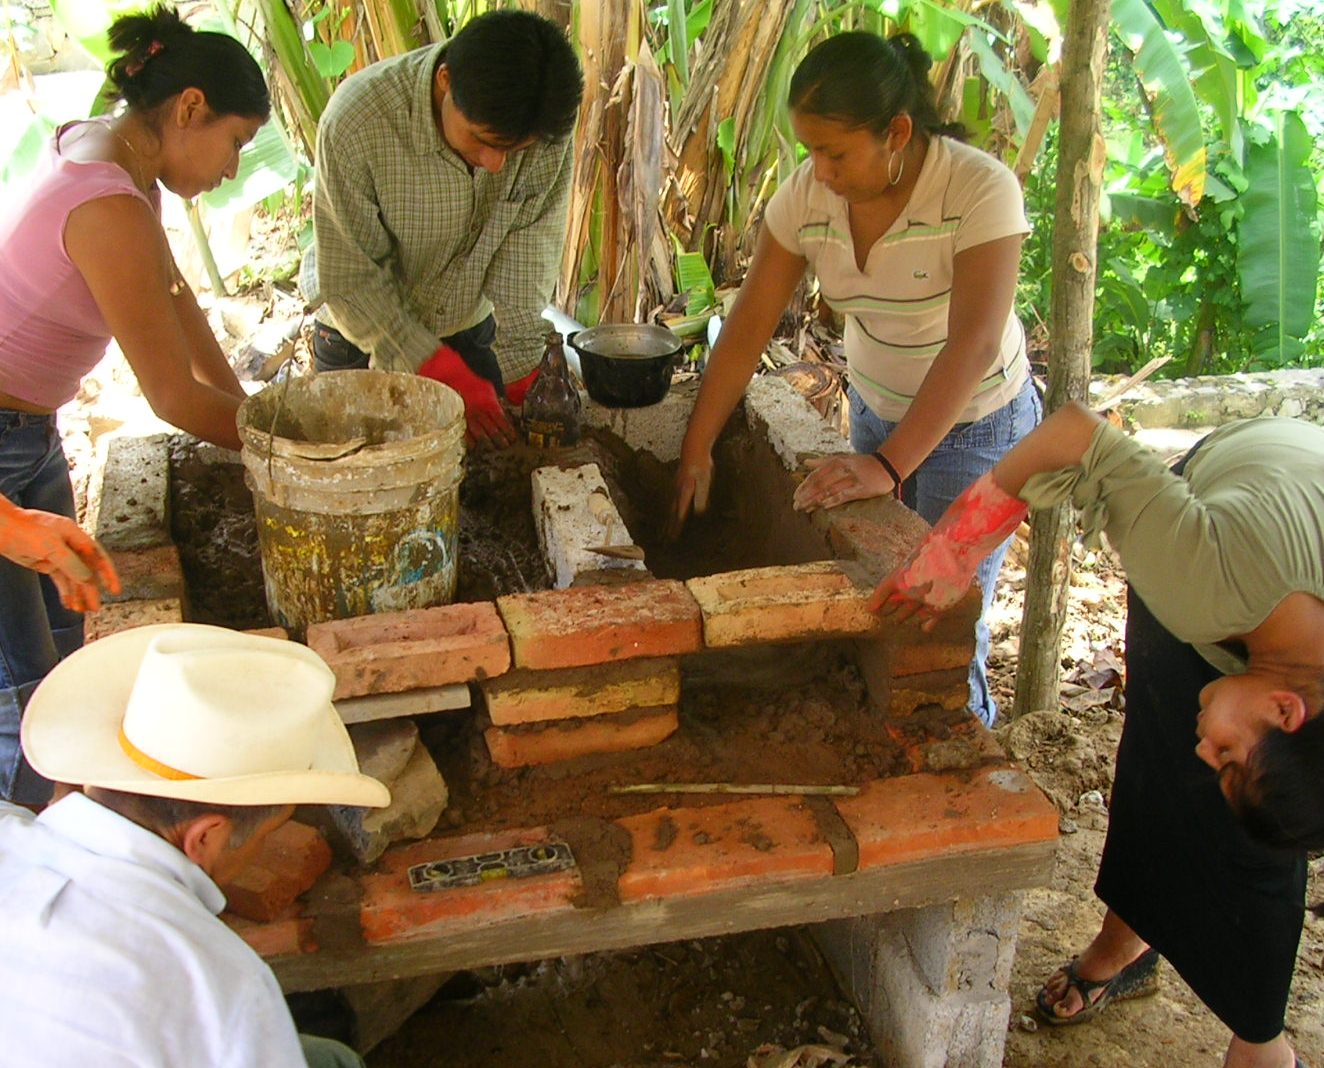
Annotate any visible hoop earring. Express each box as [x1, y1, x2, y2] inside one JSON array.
[[887, 150, 905, 187]]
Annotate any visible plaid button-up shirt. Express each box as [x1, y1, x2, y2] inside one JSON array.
[[299, 43, 573, 378]]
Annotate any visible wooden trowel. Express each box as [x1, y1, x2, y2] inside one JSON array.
[[585, 491, 646, 561]]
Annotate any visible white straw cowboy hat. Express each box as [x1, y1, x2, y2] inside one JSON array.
[[23, 624, 389, 807]]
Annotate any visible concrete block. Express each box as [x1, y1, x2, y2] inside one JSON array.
[[307, 602, 511, 700], [330, 743, 448, 865], [893, 893, 1022, 997], [218, 821, 333, 922], [686, 561, 882, 647], [532, 463, 648, 588], [580, 381, 697, 462], [744, 376, 852, 473], [812, 906, 1015, 1068], [497, 579, 702, 670], [105, 543, 186, 603], [481, 657, 680, 726], [84, 598, 183, 643], [348, 720, 420, 785], [484, 705, 679, 768], [86, 433, 172, 551]]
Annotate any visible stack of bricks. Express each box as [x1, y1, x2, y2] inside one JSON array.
[[307, 555, 977, 771]]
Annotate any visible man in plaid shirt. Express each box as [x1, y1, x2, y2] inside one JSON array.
[[299, 10, 583, 446]]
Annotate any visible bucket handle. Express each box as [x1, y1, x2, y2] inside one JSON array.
[[262, 370, 294, 485]]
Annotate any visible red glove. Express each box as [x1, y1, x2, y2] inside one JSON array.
[[504, 367, 540, 406], [0, 498, 121, 612], [868, 471, 1027, 624], [418, 344, 516, 447]]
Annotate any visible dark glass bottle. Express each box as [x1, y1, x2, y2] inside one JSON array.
[[523, 331, 582, 448]]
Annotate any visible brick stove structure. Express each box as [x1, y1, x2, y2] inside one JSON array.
[[89, 377, 1058, 1067]]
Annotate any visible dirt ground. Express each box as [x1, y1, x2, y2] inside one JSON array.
[[65, 308, 1324, 1067]]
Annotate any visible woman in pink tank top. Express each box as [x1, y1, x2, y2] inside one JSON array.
[[0, 5, 270, 805]]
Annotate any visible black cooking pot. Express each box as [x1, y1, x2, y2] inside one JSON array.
[[567, 324, 684, 408]]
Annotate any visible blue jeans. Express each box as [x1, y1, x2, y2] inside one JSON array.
[[0, 411, 83, 803], [849, 377, 1042, 725], [313, 316, 504, 392]]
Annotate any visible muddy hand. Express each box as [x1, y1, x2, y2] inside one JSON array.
[[0, 504, 121, 612], [793, 455, 893, 513], [668, 452, 712, 541]]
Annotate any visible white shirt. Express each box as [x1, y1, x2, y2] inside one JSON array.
[[764, 136, 1031, 423], [0, 794, 308, 1068]]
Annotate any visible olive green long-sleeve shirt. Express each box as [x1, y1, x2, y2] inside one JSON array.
[[1020, 418, 1324, 674], [299, 43, 573, 379]]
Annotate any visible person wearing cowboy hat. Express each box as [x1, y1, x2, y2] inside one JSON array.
[[0, 624, 389, 1068]]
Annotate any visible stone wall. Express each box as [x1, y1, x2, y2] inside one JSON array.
[[1093, 367, 1324, 429]]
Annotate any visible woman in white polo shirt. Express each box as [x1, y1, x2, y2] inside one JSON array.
[[673, 31, 1040, 725]]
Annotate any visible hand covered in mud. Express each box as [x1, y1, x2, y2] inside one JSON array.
[[792, 454, 895, 513], [868, 471, 1026, 628], [0, 500, 120, 612], [418, 344, 517, 448], [668, 444, 713, 540]]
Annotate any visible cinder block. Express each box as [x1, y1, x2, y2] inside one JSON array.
[[483, 705, 679, 768], [330, 743, 448, 865], [616, 796, 835, 902], [686, 561, 883, 647], [833, 768, 1058, 871], [481, 657, 680, 726], [892, 893, 1023, 997], [743, 376, 853, 472], [497, 580, 702, 670], [307, 601, 511, 700], [580, 383, 695, 463], [217, 821, 332, 922], [813, 910, 1013, 1068], [86, 433, 172, 551], [84, 598, 183, 643], [360, 829, 581, 945], [105, 543, 186, 603], [532, 463, 647, 588]]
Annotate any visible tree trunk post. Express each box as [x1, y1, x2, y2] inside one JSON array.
[[1011, 1, 1109, 719]]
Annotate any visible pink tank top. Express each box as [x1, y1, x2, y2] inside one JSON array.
[[0, 122, 159, 409]]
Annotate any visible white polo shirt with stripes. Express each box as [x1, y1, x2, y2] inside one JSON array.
[[764, 135, 1031, 424]]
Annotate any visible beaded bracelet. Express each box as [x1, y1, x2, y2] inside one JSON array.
[[871, 452, 904, 498]]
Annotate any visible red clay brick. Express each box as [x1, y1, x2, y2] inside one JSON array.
[[244, 626, 289, 640], [834, 768, 1058, 871], [106, 543, 186, 603], [887, 669, 971, 717], [497, 580, 702, 670], [481, 657, 680, 726], [360, 828, 581, 944], [616, 797, 835, 902], [224, 908, 316, 958], [885, 638, 975, 677], [686, 561, 883, 648], [216, 821, 333, 922], [483, 706, 679, 768], [823, 509, 927, 575], [308, 602, 511, 700]]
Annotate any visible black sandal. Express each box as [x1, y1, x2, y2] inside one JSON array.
[[1035, 947, 1161, 1026]]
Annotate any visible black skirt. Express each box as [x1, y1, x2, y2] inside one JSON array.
[[1096, 585, 1306, 1042]]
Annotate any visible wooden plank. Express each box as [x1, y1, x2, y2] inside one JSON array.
[[272, 838, 1055, 991], [335, 683, 470, 725]]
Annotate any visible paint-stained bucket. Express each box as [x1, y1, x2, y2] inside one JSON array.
[[238, 370, 465, 637]]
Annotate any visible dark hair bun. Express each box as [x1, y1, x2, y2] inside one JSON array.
[[887, 32, 933, 81]]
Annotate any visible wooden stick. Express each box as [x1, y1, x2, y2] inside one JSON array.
[[608, 783, 859, 797]]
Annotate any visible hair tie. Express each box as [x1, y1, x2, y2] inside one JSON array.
[[124, 39, 164, 78]]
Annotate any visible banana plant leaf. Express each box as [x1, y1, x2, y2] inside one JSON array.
[[199, 119, 306, 213], [1111, 0, 1207, 209], [45, 0, 145, 64], [1238, 111, 1320, 365]]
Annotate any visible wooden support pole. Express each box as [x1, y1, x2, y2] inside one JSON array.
[[1011, 1, 1110, 720]]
